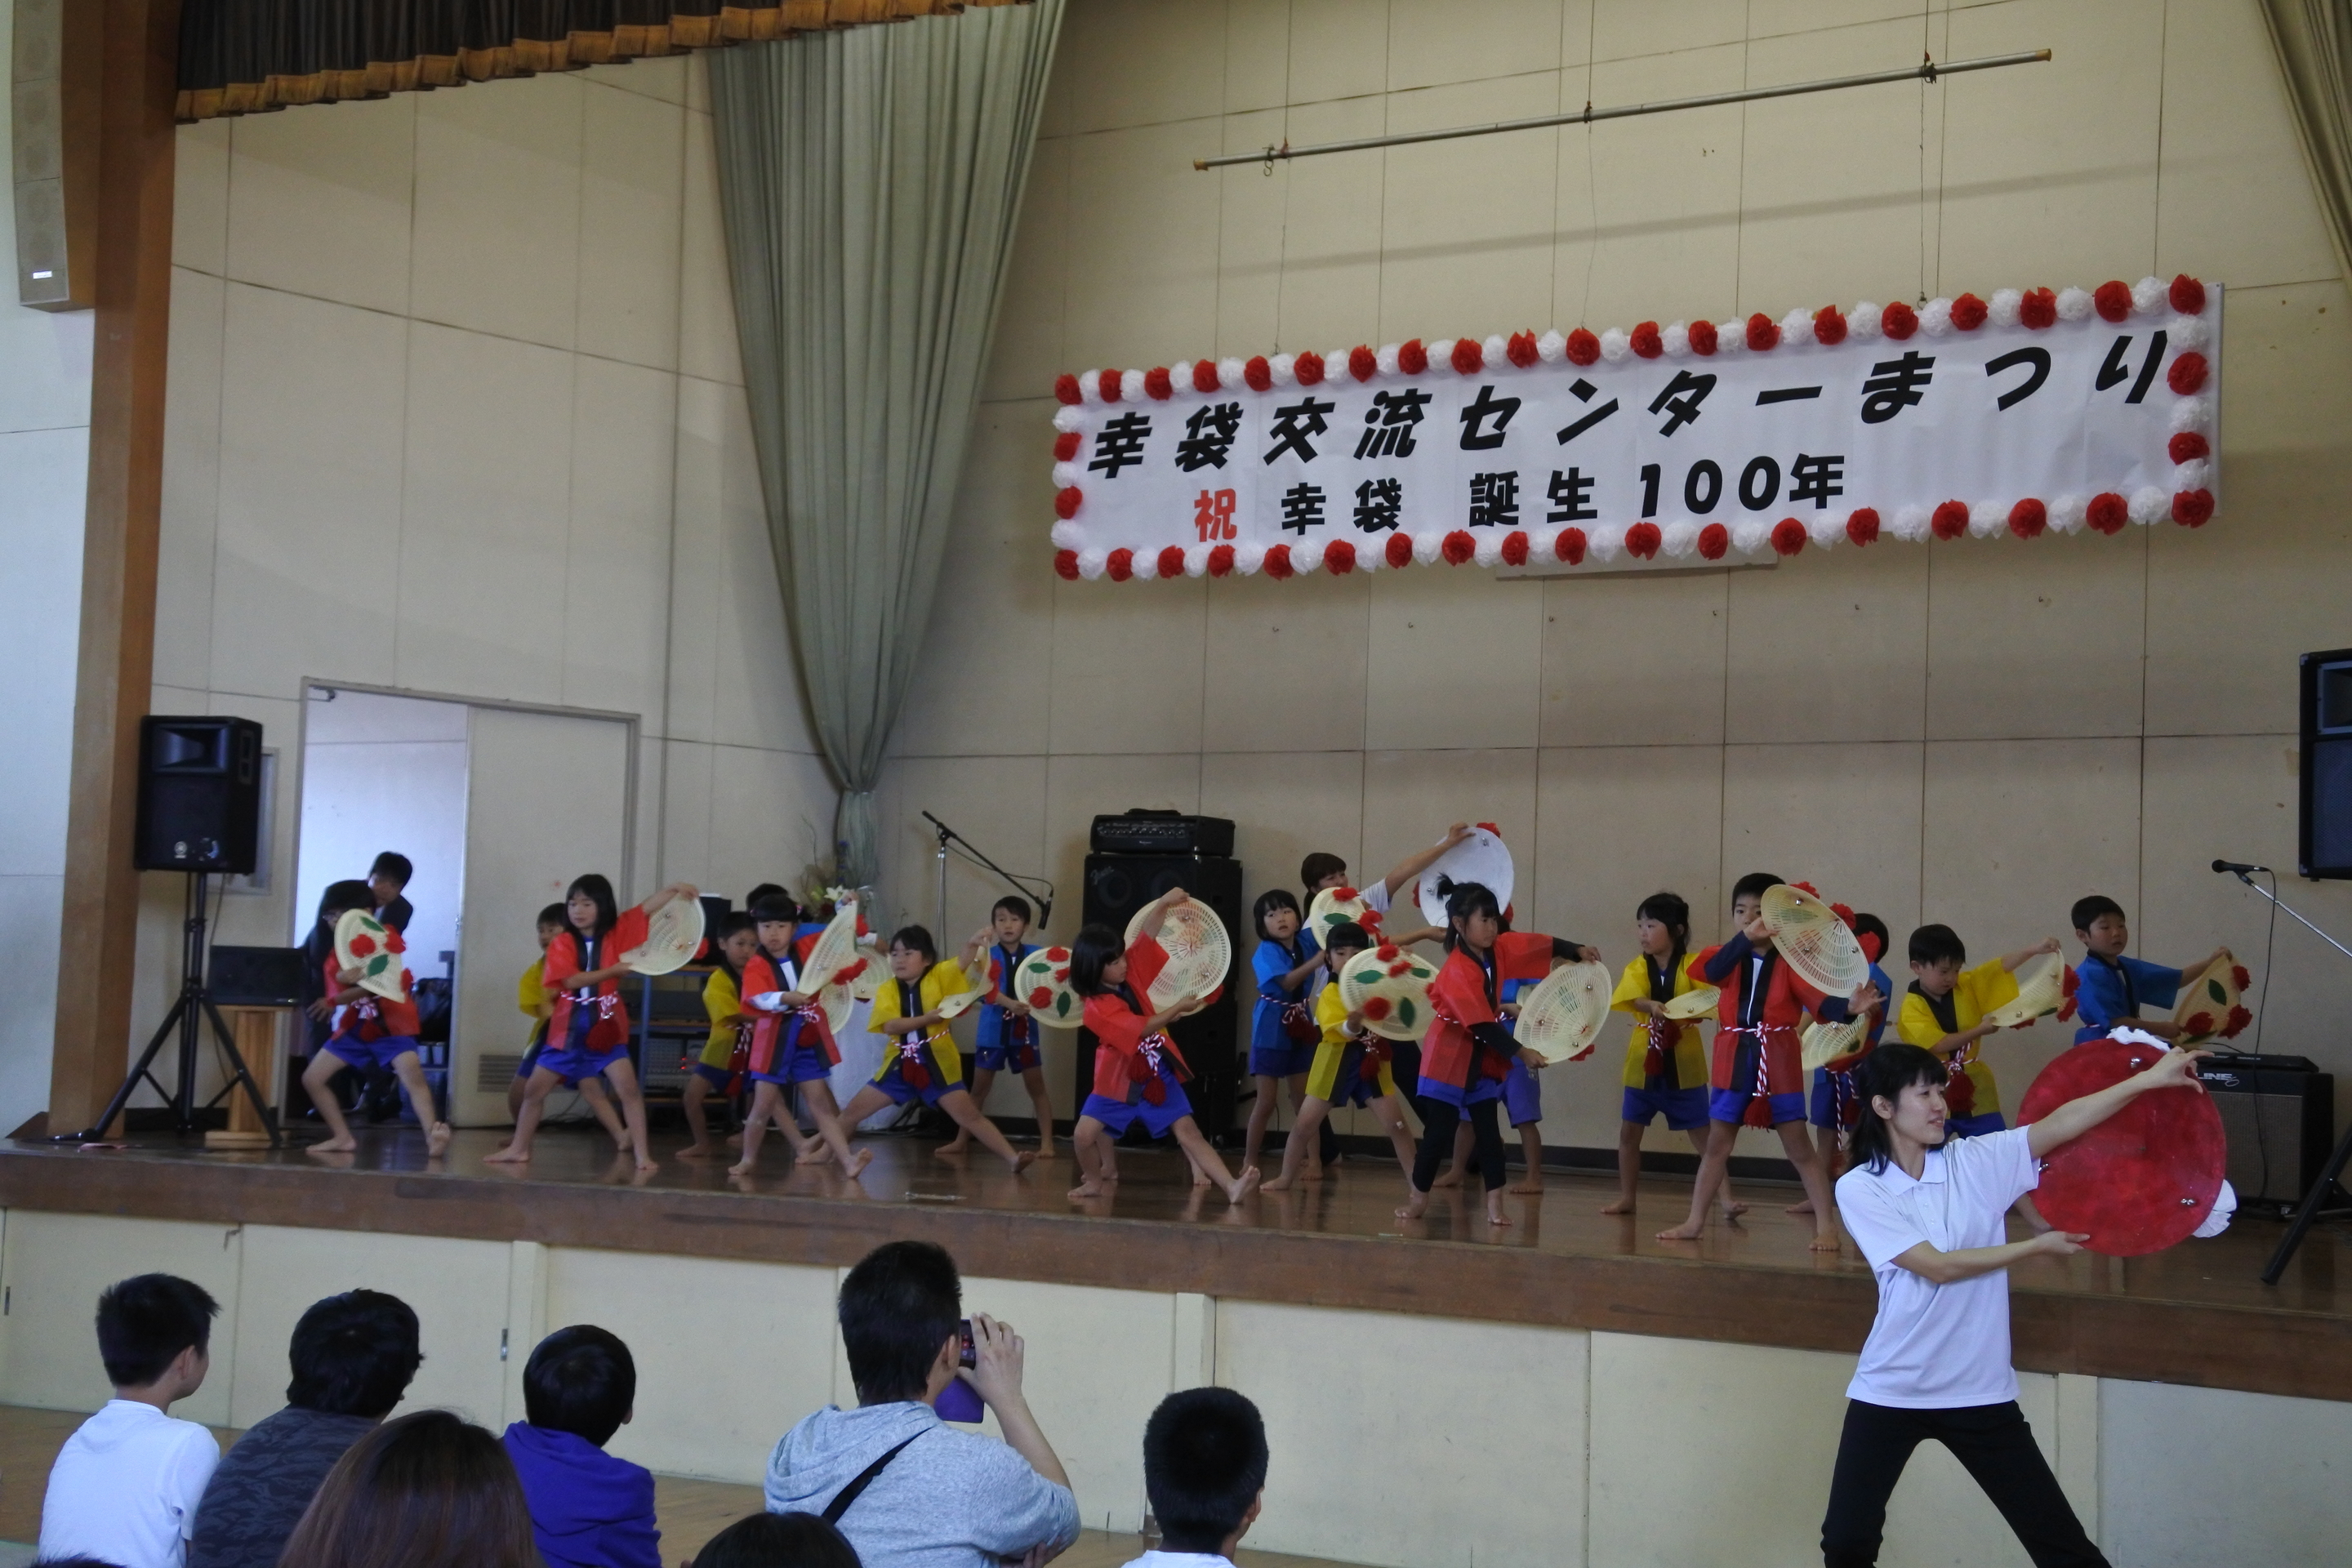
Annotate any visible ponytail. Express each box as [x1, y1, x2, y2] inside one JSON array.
[[1848, 1042, 1949, 1173]]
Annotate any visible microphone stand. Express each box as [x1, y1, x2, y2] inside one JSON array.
[[920, 811, 1054, 938]]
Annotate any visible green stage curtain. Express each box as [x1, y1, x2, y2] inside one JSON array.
[[709, 0, 1060, 886], [2263, 1, 2352, 284], [175, 0, 1032, 122]]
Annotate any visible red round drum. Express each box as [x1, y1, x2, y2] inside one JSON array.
[[2016, 1040, 2225, 1257]]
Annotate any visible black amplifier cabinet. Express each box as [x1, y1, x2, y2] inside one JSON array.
[[1076, 849, 1243, 1143], [1089, 809, 1236, 858], [2195, 1054, 2334, 1205]]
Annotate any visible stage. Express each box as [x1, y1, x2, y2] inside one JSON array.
[[4, 1122, 2348, 1405]]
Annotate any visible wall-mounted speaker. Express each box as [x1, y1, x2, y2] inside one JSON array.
[[135, 716, 265, 874], [2300, 648, 2352, 879]]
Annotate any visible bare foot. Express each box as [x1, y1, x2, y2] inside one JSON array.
[[1507, 1175, 1545, 1195], [1600, 1196, 1637, 1215], [1486, 1205, 1513, 1227], [426, 1123, 452, 1158], [1722, 1200, 1748, 1220], [1261, 1173, 1297, 1192], [1432, 1167, 1463, 1190], [1224, 1165, 1262, 1205], [1067, 1180, 1104, 1200], [727, 1160, 755, 1178], [483, 1143, 530, 1164], [1009, 1150, 1036, 1174], [1396, 1192, 1431, 1221], [610, 1132, 630, 1152], [1785, 1198, 1815, 1216], [1033, 1142, 1058, 1160], [840, 1147, 874, 1179], [795, 1146, 831, 1165], [1302, 1165, 1325, 1184], [1655, 1221, 1705, 1241], [1811, 1228, 1840, 1252], [677, 1143, 723, 1160], [933, 1141, 969, 1162], [307, 1135, 358, 1156], [726, 1131, 744, 1147], [1190, 1165, 1212, 1188], [635, 1155, 658, 1174]]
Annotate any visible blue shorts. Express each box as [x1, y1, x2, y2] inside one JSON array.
[[1502, 1058, 1543, 1128], [318, 1032, 418, 1073], [1418, 1074, 1503, 1111], [1081, 1084, 1193, 1139], [1708, 1087, 1806, 1126], [976, 1038, 1041, 1075], [1621, 1084, 1709, 1131], [535, 1042, 630, 1084], [690, 1062, 733, 1089], [514, 1040, 544, 1079], [1249, 1041, 1316, 1079], [1946, 1111, 2007, 1138], [751, 1040, 833, 1089], [871, 1041, 961, 1107], [1809, 1067, 1854, 1130]]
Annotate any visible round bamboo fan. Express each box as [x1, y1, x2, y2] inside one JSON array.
[[1512, 960, 1615, 1066], [1761, 884, 1869, 996]]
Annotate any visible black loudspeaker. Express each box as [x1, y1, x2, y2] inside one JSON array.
[[2196, 1057, 2336, 1205], [135, 716, 264, 874], [1079, 850, 1245, 1143], [2301, 648, 2352, 878]]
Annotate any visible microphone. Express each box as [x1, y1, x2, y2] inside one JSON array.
[[2212, 859, 2270, 875]]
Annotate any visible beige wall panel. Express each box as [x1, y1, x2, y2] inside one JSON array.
[[585, 54, 688, 106], [227, 1227, 512, 1430], [1215, 1300, 1587, 1568], [225, 95, 415, 315], [1378, 73, 1561, 343], [578, 83, 688, 373], [1047, 577, 1209, 756], [1218, 0, 1290, 118], [0, 1214, 243, 1427], [210, 284, 408, 700], [172, 120, 229, 276], [1592, 0, 1749, 62], [2100, 1378, 2352, 1567], [1724, 539, 1930, 745], [1387, 0, 1563, 94], [1362, 747, 1538, 913], [709, 746, 840, 899], [395, 323, 576, 705], [1060, 118, 1223, 374], [1748, 0, 1940, 40], [1212, 107, 1291, 355], [412, 74, 584, 352], [1038, 0, 1226, 140], [1924, 530, 2147, 741], [1721, 740, 1924, 938], [1202, 570, 1372, 754], [679, 111, 746, 389], [1282, 0, 1398, 108], [156, 266, 225, 693], [667, 375, 737, 745], [1201, 750, 1368, 910], [1262, 95, 1388, 356], [1363, 570, 1544, 752], [866, 753, 1048, 942], [544, 1247, 840, 1485], [1538, 568, 1729, 748], [659, 739, 717, 890], [1568, 45, 1747, 329], [566, 356, 679, 720], [982, 137, 1071, 403]]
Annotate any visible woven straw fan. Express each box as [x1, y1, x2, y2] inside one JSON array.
[[1761, 883, 1870, 996], [1337, 945, 1441, 1041], [619, 897, 706, 977], [1513, 960, 1615, 1066], [1124, 896, 1232, 1013]]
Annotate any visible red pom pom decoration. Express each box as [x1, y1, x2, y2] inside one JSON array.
[[1207, 544, 1236, 577], [2086, 492, 2129, 535], [2224, 1004, 2252, 1038], [1625, 522, 1663, 559], [1362, 996, 1392, 1022], [1294, 350, 1325, 385], [1506, 331, 1539, 368], [1054, 550, 1080, 581], [1054, 487, 1082, 519], [1156, 545, 1187, 579], [1696, 523, 1729, 560], [2094, 281, 2132, 322], [1264, 544, 1295, 580], [1028, 987, 1054, 1009], [2170, 274, 2207, 315], [2231, 964, 2252, 990], [1882, 301, 1918, 340], [2167, 352, 2208, 395], [1325, 540, 1356, 574], [2172, 488, 2215, 528], [1054, 373, 1081, 405], [2008, 498, 2048, 539], [1688, 319, 1718, 355], [1375, 942, 1400, 960], [1192, 359, 1220, 394], [1398, 339, 1428, 375], [1555, 528, 1587, 564], [1144, 366, 1174, 400], [1745, 312, 1780, 351], [1950, 293, 1988, 331], [1812, 305, 1847, 345], [1349, 345, 1378, 382], [1244, 355, 1273, 392], [1384, 532, 1414, 568], [1098, 369, 1123, 402], [2020, 287, 2057, 329], [350, 933, 376, 957], [1771, 517, 1807, 556], [2168, 431, 2210, 464], [1053, 431, 1080, 461], [1451, 337, 1485, 374], [1107, 548, 1134, 581], [1846, 507, 1881, 546], [1566, 328, 1601, 366], [1441, 530, 1476, 565], [1500, 530, 1530, 566], [1931, 500, 1970, 541], [1630, 321, 1664, 359]]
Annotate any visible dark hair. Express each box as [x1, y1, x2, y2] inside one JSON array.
[[1324, 920, 1371, 956], [991, 895, 1033, 926], [566, 874, 620, 938], [1299, 852, 1348, 898], [712, 912, 758, 983], [368, 852, 413, 888], [523, 1325, 635, 1446], [1069, 924, 1125, 997], [692, 1512, 862, 1568], [319, 879, 376, 924], [839, 1241, 960, 1405], [278, 1409, 538, 1568], [1908, 923, 1966, 968], [1437, 876, 1500, 951], [1637, 891, 1690, 976], [1851, 911, 1891, 965], [746, 883, 789, 909], [1143, 1387, 1268, 1554], [96, 1273, 218, 1388], [1252, 889, 1302, 942], [1850, 1043, 1952, 1172], [889, 924, 938, 965], [2072, 894, 2126, 933], [536, 902, 568, 931], [752, 894, 801, 927], [1730, 871, 1784, 906], [288, 1290, 422, 1418]]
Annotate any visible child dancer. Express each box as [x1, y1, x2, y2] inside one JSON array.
[[301, 880, 452, 1158], [1899, 925, 2060, 1138], [1791, 911, 1894, 1213], [1398, 879, 1595, 1228], [488, 875, 697, 1173], [680, 913, 760, 1159], [1820, 1040, 2202, 1566], [1244, 890, 1324, 1178], [2069, 896, 2229, 1045], [1602, 892, 1740, 1218], [1657, 874, 1878, 1250], [1262, 922, 1419, 1194], [510, 902, 628, 1150], [1065, 888, 1259, 1204], [938, 897, 1057, 1159], [834, 927, 1035, 1174], [731, 896, 858, 1178], [1436, 956, 1552, 1195], [1299, 822, 1475, 947]]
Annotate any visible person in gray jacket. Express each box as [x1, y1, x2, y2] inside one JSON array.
[[764, 1241, 1079, 1568]]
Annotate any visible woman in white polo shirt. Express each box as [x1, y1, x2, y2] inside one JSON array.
[[1824, 1038, 2206, 1568]]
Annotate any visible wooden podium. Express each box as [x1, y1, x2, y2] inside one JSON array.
[[203, 1006, 283, 1148]]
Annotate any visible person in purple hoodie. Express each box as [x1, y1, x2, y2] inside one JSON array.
[[502, 1325, 662, 1568]]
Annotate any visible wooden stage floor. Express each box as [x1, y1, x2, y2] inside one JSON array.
[[5, 1123, 2350, 1403]]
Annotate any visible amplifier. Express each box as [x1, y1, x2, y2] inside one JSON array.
[[1089, 809, 1236, 858], [2195, 1058, 2334, 1205]]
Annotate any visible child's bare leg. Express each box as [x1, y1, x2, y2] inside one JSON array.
[[940, 1089, 1035, 1173], [579, 1075, 628, 1151], [1508, 1121, 1545, 1194], [1263, 1098, 1331, 1192], [1020, 1067, 1058, 1157], [820, 1084, 884, 1178], [1432, 1118, 1473, 1188], [1789, 1122, 1838, 1214], [302, 1052, 359, 1153], [604, 1060, 657, 1173], [1603, 1119, 1646, 1214], [487, 1068, 564, 1162], [1067, 1118, 1111, 1199], [1173, 1116, 1258, 1204], [680, 1076, 717, 1156], [728, 1083, 786, 1174], [942, 1066, 990, 1155], [1776, 1120, 1839, 1249], [1373, 1094, 1419, 1183], [1657, 1120, 1735, 1240], [506, 1072, 529, 1120], [391, 1054, 451, 1157], [1703, 1126, 1745, 1218], [1244, 1074, 1280, 1174]]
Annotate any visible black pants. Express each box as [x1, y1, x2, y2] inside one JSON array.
[[1411, 1096, 1505, 1193], [1820, 1400, 2105, 1568]]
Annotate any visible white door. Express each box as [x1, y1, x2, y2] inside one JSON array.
[[451, 706, 631, 1126]]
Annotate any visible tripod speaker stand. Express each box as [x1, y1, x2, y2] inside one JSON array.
[[74, 871, 282, 1145]]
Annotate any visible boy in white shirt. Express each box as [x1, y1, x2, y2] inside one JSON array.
[[41, 1272, 222, 1568], [1122, 1387, 1267, 1568], [1824, 1040, 2206, 1567]]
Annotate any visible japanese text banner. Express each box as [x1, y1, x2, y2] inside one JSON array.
[[1045, 280, 2220, 581]]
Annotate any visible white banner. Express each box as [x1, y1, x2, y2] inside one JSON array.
[[1045, 279, 2220, 581]]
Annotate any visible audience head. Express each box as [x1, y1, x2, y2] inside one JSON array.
[[523, 1325, 636, 1447], [693, 1512, 862, 1568], [318, 879, 376, 929], [1143, 1387, 1268, 1557], [1298, 852, 1348, 898], [991, 895, 1033, 938], [565, 874, 620, 938], [1851, 1042, 1952, 1171], [287, 1290, 422, 1419], [368, 852, 413, 899], [1067, 924, 1126, 996], [97, 1272, 218, 1392], [278, 1408, 538, 1568], [839, 1241, 961, 1406]]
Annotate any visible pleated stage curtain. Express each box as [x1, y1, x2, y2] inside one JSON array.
[[708, 0, 1061, 886], [176, 0, 1033, 122], [2262, 2, 2352, 286]]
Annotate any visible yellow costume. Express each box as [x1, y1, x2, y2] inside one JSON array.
[[1607, 952, 1709, 1089], [1304, 979, 1398, 1103], [866, 958, 969, 1090], [700, 966, 742, 1071], [1897, 959, 2020, 1122], [518, 960, 550, 1045]]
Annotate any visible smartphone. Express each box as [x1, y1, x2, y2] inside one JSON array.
[[958, 1317, 976, 1368], [938, 1318, 984, 1423]]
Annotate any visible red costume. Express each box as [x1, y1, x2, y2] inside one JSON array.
[[1081, 935, 1192, 1102], [544, 906, 649, 1052], [739, 948, 840, 1075], [1421, 932, 1558, 1091], [323, 956, 420, 1039], [1696, 932, 1839, 1125]]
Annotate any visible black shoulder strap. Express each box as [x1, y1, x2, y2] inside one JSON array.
[[822, 1432, 924, 1526]]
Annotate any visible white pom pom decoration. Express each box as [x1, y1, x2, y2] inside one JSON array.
[[2129, 485, 2170, 525], [1184, 545, 1211, 577], [1659, 521, 1699, 558], [1077, 372, 1104, 405], [2169, 396, 2212, 434], [1731, 518, 1770, 553], [1808, 513, 1845, 549], [2172, 457, 2212, 491], [1717, 324, 1747, 355], [1413, 530, 1446, 565], [2132, 277, 2167, 315], [1427, 338, 1457, 372], [2056, 287, 2093, 322], [1050, 520, 1082, 550], [1536, 329, 1566, 363], [1359, 535, 1386, 571], [1051, 461, 1080, 489], [1077, 548, 1108, 580], [1849, 304, 1882, 341], [1268, 352, 1297, 388], [1216, 357, 1246, 390], [1120, 369, 1147, 403], [1473, 532, 1505, 568], [1970, 500, 2007, 538], [1483, 334, 1510, 368], [1325, 350, 1352, 381], [1375, 344, 1401, 376], [1052, 405, 1084, 433], [2050, 493, 2087, 533], [2171, 315, 2212, 352], [1920, 298, 1954, 336], [1599, 327, 1631, 363], [1988, 288, 2023, 328], [1587, 531, 1622, 563], [1233, 542, 1267, 577], [1662, 321, 1691, 357], [1780, 307, 1813, 343], [1893, 505, 1932, 542]]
